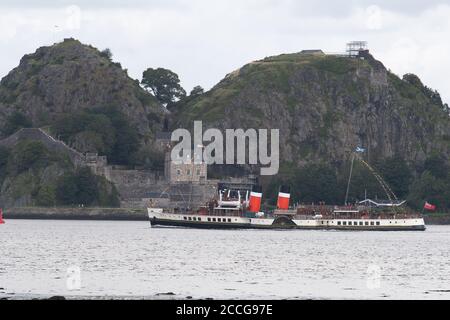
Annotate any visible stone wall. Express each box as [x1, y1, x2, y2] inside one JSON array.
[[0, 128, 222, 209], [0, 128, 85, 165]]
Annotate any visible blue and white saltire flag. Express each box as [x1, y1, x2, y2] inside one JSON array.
[[356, 147, 366, 153]]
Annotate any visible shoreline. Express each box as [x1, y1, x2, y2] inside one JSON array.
[[2, 207, 147, 221], [2, 207, 450, 225]]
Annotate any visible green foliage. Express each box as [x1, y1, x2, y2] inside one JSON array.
[[423, 155, 449, 179], [190, 85, 205, 97], [36, 185, 56, 206], [7, 141, 51, 174], [403, 73, 444, 107], [342, 161, 383, 202], [408, 171, 450, 211], [141, 67, 186, 105], [265, 163, 343, 205], [131, 146, 165, 171], [2, 111, 32, 136], [0, 146, 9, 169], [293, 163, 342, 204], [311, 57, 356, 74], [0, 146, 10, 183], [55, 167, 119, 207], [53, 107, 140, 165], [376, 156, 413, 199], [100, 48, 113, 61], [55, 173, 78, 205]]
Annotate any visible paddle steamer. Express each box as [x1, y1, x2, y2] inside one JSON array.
[[148, 186, 426, 231]]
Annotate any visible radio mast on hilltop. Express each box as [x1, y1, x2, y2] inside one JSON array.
[[346, 41, 368, 57]]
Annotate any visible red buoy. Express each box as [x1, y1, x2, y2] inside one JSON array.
[[0, 208, 5, 224]]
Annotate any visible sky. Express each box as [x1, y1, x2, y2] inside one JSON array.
[[1, 0, 450, 103]]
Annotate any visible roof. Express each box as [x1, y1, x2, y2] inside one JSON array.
[[300, 49, 324, 54], [358, 199, 406, 207]]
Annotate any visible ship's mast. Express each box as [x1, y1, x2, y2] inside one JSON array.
[[345, 150, 401, 213], [344, 154, 355, 206]]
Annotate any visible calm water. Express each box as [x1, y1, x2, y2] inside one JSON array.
[[0, 220, 449, 300]]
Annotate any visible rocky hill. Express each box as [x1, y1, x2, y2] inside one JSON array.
[[0, 38, 165, 139], [174, 51, 450, 171]]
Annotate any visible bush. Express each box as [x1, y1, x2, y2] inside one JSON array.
[[52, 107, 140, 165], [55, 167, 120, 207], [8, 141, 50, 174], [2, 111, 32, 136]]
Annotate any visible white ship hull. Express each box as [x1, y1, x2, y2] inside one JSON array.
[[148, 209, 426, 231]]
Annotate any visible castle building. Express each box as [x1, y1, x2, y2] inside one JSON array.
[[164, 151, 207, 183]]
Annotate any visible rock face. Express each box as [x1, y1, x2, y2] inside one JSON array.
[[0, 38, 164, 138], [174, 52, 450, 170]]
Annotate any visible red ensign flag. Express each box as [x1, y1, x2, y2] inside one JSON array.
[[424, 202, 437, 211]]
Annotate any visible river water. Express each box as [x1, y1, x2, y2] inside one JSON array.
[[0, 220, 449, 300]]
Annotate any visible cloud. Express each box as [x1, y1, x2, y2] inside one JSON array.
[[0, 1, 450, 104]]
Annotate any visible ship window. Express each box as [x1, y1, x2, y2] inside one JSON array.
[[354, 221, 358, 225], [370, 222, 374, 226], [359, 222, 363, 226], [228, 219, 231, 222], [197, 169, 201, 176], [218, 218, 221, 222], [343, 221, 347, 226], [213, 218, 216, 222], [365, 222, 369, 226], [188, 217, 192, 221], [376, 222, 380, 226], [207, 218, 211, 222], [184, 217, 187, 220], [198, 217, 201, 221], [337, 221, 341, 225]]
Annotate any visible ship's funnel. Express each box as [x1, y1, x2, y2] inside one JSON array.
[[248, 186, 263, 213], [277, 185, 291, 210]]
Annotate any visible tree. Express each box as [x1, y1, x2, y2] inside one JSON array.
[[2, 111, 32, 136], [408, 171, 450, 211], [423, 155, 449, 179], [377, 156, 413, 199], [56, 173, 79, 205], [0, 146, 10, 169], [9, 141, 49, 174], [74, 167, 99, 206], [100, 48, 113, 61], [190, 85, 204, 97], [141, 68, 186, 105], [36, 185, 56, 207], [293, 163, 342, 204]]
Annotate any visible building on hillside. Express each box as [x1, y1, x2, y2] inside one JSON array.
[[165, 151, 208, 183], [300, 49, 324, 55]]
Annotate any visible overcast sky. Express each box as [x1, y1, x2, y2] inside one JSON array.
[[1, 0, 450, 103]]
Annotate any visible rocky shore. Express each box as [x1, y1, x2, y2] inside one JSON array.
[[2, 207, 147, 221]]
